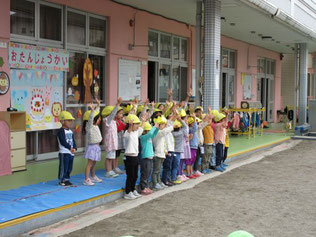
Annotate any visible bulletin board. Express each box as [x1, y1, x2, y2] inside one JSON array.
[[242, 73, 252, 100], [10, 69, 63, 131], [118, 59, 141, 101]]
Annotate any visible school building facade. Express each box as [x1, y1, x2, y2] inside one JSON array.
[[0, 0, 316, 164]]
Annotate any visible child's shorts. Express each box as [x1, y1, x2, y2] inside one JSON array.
[[106, 150, 116, 159]]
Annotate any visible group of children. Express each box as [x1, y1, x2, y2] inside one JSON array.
[[56, 89, 233, 200]]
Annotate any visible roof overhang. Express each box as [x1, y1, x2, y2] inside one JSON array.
[[112, 0, 316, 53]]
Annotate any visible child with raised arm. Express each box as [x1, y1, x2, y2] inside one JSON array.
[[82, 99, 102, 186], [102, 97, 123, 178], [123, 114, 146, 200], [57, 111, 76, 186], [139, 120, 159, 194], [214, 113, 228, 172]]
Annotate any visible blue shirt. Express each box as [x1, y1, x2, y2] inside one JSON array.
[[139, 127, 159, 159]]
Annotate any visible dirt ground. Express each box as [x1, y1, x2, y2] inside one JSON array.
[[65, 140, 316, 237]]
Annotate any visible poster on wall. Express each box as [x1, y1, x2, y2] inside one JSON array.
[[242, 73, 252, 100], [118, 59, 141, 101], [10, 69, 63, 131], [9, 43, 69, 72]]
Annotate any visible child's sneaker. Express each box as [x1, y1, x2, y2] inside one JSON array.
[[222, 163, 228, 167], [124, 192, 137, 200], [220, 164, 227, 170], [106, 170, 119, 178], [177, 175, 185, 182], [182, 175, 189, 181], [202, 169, 212, 174], [160, 182, 168, 188], [153, 183, 163, 190], [64, 180, 73, 186], [172, 180, 182, 184], [188, 174, 195, 179], [164, 181, 174, 187], [215, 166, 225, 172], [195, 170, 204, 176], [83, 178, 95, 186], [141, 189, 150, 195], [114, 167, 125, 174], [133, 190, 142, 198], [58, 181, 66, 186], [91, 176, 102, 183]]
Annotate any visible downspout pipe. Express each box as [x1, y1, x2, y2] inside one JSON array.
[[240, 0, 316, 41]]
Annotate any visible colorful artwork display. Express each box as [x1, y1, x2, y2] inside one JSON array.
[[10, 69, 63, 131], [9, 43, 69, 72]]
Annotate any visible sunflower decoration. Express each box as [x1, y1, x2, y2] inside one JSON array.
[[83, 58, 93, 104]]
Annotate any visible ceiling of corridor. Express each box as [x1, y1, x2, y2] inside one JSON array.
[[112, 0, 316, 53]]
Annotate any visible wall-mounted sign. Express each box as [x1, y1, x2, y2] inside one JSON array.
[[9, 42, 69, 72], [10, 69, 63, 131], [0, 72, 10, 95]]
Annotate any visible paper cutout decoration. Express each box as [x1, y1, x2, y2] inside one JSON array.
[[83, 58, 93, 104], [94, 81, 99, 99], [74, 90, 80, 101], [94, 69, 98, 78], [75, 124, 80, 133], [77, 109, 82, 118], [0, 72, 10, 95], [71, 74, 79, 86]]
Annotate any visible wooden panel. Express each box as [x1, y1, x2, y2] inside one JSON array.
[[10, 131, 26, 150], [11, 149, 26, 171]]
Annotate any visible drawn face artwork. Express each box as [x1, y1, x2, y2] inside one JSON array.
[[51, 102, 62, 118]]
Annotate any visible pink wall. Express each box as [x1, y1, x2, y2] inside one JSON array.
[[49, 0, 195, 105], [0, 0, 10, 111], [221, 35, 282, 122]]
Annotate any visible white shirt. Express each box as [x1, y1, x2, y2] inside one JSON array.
[[165, 121, 175, 152], [124, 127, 144, 157], [153, 124, 174, 158]]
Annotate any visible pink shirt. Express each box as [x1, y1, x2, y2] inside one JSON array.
[[214, 122, 226, 144], [103, 119, 118, 152]]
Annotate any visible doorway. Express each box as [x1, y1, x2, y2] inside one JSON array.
[[258, 77, 274, 121], [221, 71, 235, 108], [148, 61, 157, 102]]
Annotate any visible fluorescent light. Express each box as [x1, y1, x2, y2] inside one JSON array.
[[10, 11, 16, 15]]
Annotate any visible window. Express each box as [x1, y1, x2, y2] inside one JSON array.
[[10, 0, 35, 37], [40, 4, 62, 41], [67, 11, 86, 45], [229, 51, 235, 69], [173, 37, 180, 60], [180, 39, 188, 61], [89, 16, 106, 48], [160, 34, 171, 59], [159, 64, 170, 101], [149, 31, 158, 57]]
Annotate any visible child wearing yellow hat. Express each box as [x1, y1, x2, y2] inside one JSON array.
[[82, 99, 102, 186], [139, 121, 159, 195], [102, 97, 123, 178], [152, 115, 176, 189], [57, 111, 76, 186], [123, 113, 147, 200], [214, 113, 228, 172]]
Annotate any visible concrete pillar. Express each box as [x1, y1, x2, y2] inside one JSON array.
[[195, 1, 202, 106], [313, 53, 316, 97], [298, 43, 308, 125], [203, 0, 221, 111]]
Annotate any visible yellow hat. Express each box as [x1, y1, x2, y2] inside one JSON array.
[[154, 108, 162, 113], [125, 114, 140, 124], [59, 111, 75, 121], [123, 104, 134, 115], [179, 109, 187, 117], [215, 113, 226, 122], [102, 106, 114, 117], [137, 105, 144, 114], [173, 120, 182, 128], [143, 122, 152, 131], [196, 117, 202, 123], [188, 116, 195, 125], [195, 106, 203, 112], [154, 115, 167, 125], [83, 110, 100, 121], [210, 109, 220, 117], [155, 103, 162, 109]]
